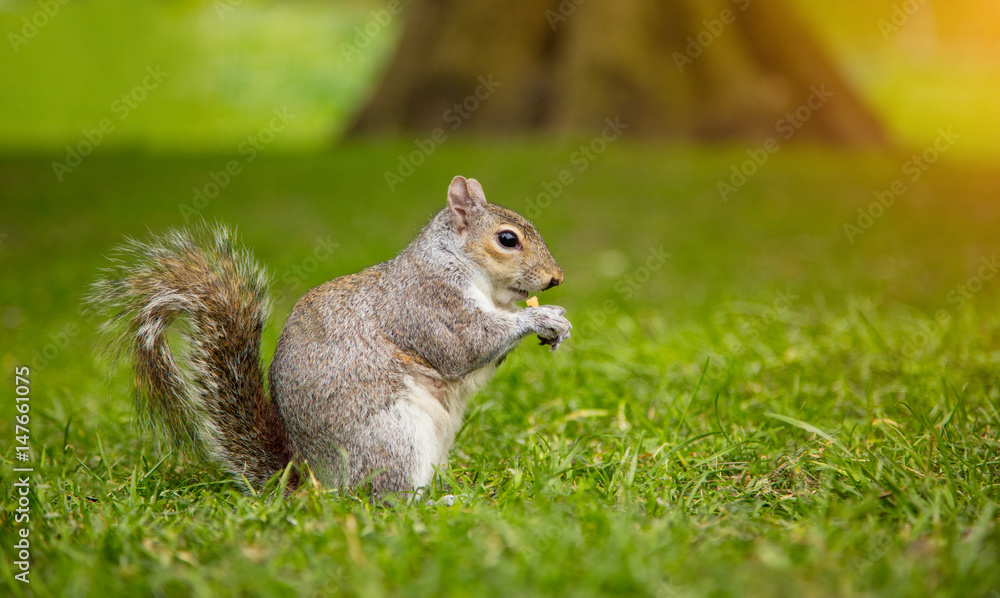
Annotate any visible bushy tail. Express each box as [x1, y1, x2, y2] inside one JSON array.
[[89, 225, 294, 490]]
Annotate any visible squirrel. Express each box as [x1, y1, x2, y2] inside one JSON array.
[[89, 176, 571, 498]]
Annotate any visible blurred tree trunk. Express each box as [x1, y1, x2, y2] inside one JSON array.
[[348, 0, 885, 144]]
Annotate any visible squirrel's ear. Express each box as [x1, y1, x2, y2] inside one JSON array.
[[447, 176, 486, 233]]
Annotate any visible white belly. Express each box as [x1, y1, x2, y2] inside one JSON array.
[[398, 364, 497, 487]]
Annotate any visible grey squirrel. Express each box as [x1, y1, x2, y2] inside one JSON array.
[[90, 176, 571, 498]]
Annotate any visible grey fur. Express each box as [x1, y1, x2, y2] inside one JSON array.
[[89, 224, 293, 489], [91, 177, 570, 498]]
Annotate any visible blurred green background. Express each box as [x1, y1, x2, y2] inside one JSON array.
[[1, 0, 389, 151], [4, 2, 1000, 597], [1, 0, 999, 157]]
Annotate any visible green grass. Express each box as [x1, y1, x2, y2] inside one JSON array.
[[2, 143, 1000, 597]]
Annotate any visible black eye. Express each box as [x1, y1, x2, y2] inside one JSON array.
[[497, 230, 519, 248]]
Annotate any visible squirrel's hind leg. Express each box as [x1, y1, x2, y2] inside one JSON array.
[[332, 400, 440, 500]]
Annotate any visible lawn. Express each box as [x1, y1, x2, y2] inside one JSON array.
[[2, 142, 1000, 597]]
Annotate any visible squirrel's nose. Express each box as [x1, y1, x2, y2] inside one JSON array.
[[544, 272, 563, 290]]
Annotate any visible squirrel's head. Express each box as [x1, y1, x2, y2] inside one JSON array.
[[446, 175, 564, 305]]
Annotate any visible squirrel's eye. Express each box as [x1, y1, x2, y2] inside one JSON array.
[[497, 231, 519, 248]]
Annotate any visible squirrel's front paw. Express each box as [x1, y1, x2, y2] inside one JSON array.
[[526, 305, 572, 352]]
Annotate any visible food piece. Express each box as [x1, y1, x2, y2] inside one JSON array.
[[526, 295, 539, 308]]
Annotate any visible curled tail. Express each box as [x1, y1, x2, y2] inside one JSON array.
[[89, 225, 294, 490]]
